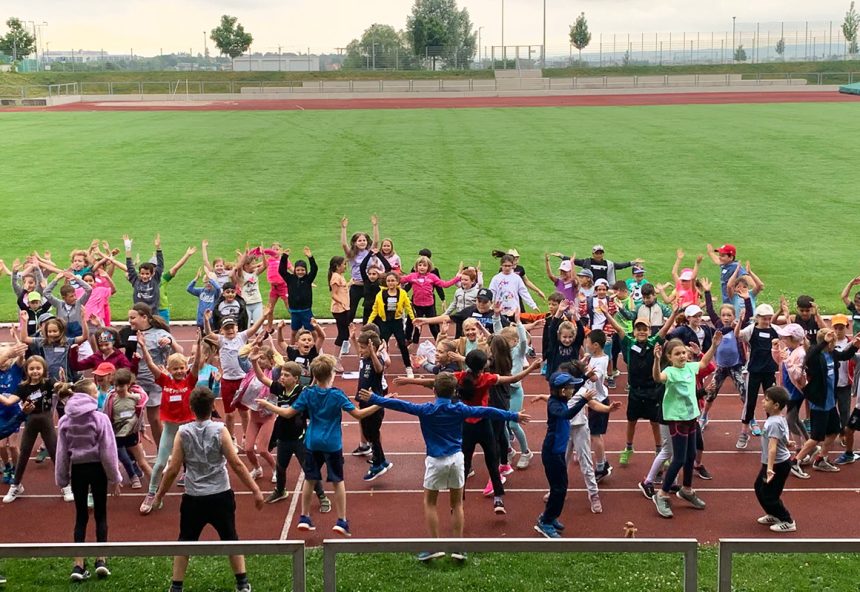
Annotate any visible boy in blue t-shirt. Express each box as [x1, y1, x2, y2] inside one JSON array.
[[706, 243, 745, 304], [0, 343, 26, 484], [258, 353, 381, 537]]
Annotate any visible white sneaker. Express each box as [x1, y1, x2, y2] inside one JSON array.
[[405, 367, 414, 378], [271, 472, 277, 484], [249, 466, 263, 480], [770, 520, 797, 533], [3, 484, 23, 503], [62, 485, 74, 502], [516, 451, 534, 469]]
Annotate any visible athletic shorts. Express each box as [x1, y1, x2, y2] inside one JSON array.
[[810, 408, 841, 442], [178, 490, 238, 542], [847, 408, 860, 432], [269, 282, 288, 299], [423, 451, 465, 491], [220, 378, 243, 414], [627, 394, 661, 423], [289, 308, 314, 332], [588, 402, 610, 436], [303, 449, 345, 483]]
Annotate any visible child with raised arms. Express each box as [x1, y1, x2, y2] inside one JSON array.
[[138, 331, 203, 515], [186, 267, 222, 329], [354, 331, 393, 481], [103, 368, 151, 488], [340, 215, 380, 324], [257, 354, 383, 537], [400, 255, 461, 341], [356, 373, 530, 561], [279, 246, 318, 341], [651, 332, 721, 519], [328, 256, 351, 372], [737, 303, 780, 449], [0, 343, 27, 486], [232, 248, 265, 325]]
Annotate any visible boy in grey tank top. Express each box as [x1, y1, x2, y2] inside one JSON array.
[[154, 387, 264, 592]]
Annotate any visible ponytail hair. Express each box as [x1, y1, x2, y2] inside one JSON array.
[[328, 256, 345, 292], [458, 349, 488, 402], [488, 335, 512, 376], [132, 303, 170, 332]]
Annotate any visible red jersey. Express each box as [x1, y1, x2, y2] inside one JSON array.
[[156, 372, 195, 424], [454, 371, 499, 424]]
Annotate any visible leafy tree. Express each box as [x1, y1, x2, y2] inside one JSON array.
[[775, 38, 785, 58], [734, 45, 747, 62], [0, 18, 36, 61], [844, 1, 859, 56], [343, 23, 417, 70], [210, 15, 253, 60], [569, 12, 591, 61], [407, 0, 476, 70]]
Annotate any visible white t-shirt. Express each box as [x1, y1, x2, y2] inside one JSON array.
[[590, 297, 608, 330], [567, 387, 590, 426], [835, 338, 851, 387], [588, 355, 609, 402], [219, 332, 249, 380], [242, 271, 262, 305]]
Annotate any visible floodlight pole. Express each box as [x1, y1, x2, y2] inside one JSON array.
[[501, 0, 505, 62], [542, 0, 546, 67], [732, 16, 736, 61]]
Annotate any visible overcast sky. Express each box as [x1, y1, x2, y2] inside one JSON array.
[[12, 0, 852, 55]]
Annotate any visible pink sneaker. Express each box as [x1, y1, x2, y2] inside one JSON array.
[[482, 475, 507, 497], [499, 464, 514, 477]]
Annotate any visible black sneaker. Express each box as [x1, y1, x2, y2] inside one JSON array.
[[695, 465, 713, 480], [595, 463, 612, 483], [70, 565, 90, 582], [351, 444, 372, 457], [94, 559, 110, 578], [638, 480, 655, 499]]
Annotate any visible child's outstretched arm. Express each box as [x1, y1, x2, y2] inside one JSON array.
[[652, 343, 667, 383], [249, 347, 274, 388], [657, 307, 681, 340], [257, 398, 299, 418], [498, 358, 542, 385], [310, 318, 326, 351], [246, 306, 271, 338], [370, 214, 380, 250], [671, 248, 683, 283], [348, 404, 382, 420], [200, 239, 213, 272], [392, 376, 435, 388], [340, 217, 351, 256], [601, 303, 626, 340], [699, 330, 723, 368], [705, 244, 721, 265], [169, 246, 197, 278], [841, 276, 860, 307], [544, 253, 559, 284]]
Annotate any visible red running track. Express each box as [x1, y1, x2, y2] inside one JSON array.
[[3, 90, 857, 113], [1, 323, 858, 545]]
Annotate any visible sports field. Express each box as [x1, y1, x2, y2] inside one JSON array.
[[3, 100, 858, 320]]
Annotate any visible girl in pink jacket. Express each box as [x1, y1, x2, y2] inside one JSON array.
[[400, 255, 462, 342]]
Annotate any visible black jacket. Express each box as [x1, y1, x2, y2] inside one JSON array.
[[280, 254, 317, 310], [803, 340, 857, 407], [212, 295, 249, 331]]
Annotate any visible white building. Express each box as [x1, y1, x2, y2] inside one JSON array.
[[232, 54, 320, 72]]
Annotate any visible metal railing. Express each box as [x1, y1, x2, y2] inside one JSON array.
[[717, 538, 860, 592], [0, 540, 306, 592], [322, 538, 698, 592]]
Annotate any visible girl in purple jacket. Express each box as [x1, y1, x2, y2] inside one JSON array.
[[55, 379, 122, 582]]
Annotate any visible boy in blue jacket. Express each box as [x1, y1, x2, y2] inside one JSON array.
[[357, 372, 530, 562]]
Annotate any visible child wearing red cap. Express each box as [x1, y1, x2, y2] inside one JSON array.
[[706, 243, 745, 304]]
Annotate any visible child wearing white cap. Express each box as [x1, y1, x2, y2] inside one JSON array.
[[574, 246, 643, 286], [737, 303, 780, 449]]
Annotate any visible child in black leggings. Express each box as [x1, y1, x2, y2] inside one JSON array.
[[55, 379, 122, 581], [368, 273, 414, 376]]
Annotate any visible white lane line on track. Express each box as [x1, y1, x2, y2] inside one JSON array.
[[13, 486, 859, 499], [281, 473, 304, 540]]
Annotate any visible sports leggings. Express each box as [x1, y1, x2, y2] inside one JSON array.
[[507, 384, 529, 453], [379, 319, 411, 368], [333, 311, 351, 347], [14, 411, 56, 485], [744, 372, 775, 424], [148, 421, 180, 495], [462, 419, 504, 497], [348, 284, 365, 324], [661, 420, 698, 494], [407, 305, 440, 343], [71, 462, 108, 543], [358, 406, 387, 467]]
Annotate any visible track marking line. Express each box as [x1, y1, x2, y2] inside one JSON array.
[[281, 473, 304, 540]]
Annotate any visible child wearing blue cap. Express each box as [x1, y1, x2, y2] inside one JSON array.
[[535, 371, 621, 538]]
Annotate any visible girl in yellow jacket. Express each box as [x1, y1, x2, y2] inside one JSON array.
[[368, 273, 415, 375]]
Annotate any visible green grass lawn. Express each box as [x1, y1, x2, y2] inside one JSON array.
[[2, 548, 859, 591], [2, 102, 858, 322]]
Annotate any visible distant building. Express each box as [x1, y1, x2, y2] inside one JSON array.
[[232, 54, 320, 72], [43, 50, 133, 63]]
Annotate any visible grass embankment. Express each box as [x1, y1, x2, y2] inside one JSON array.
[[2, 548, 858, 591], [544, 59, 860, 78]]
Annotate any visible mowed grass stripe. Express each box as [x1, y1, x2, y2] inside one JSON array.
[[2, 102, 857, 321]]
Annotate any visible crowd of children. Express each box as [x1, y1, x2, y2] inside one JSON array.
[[2, 226, 860, 584]]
